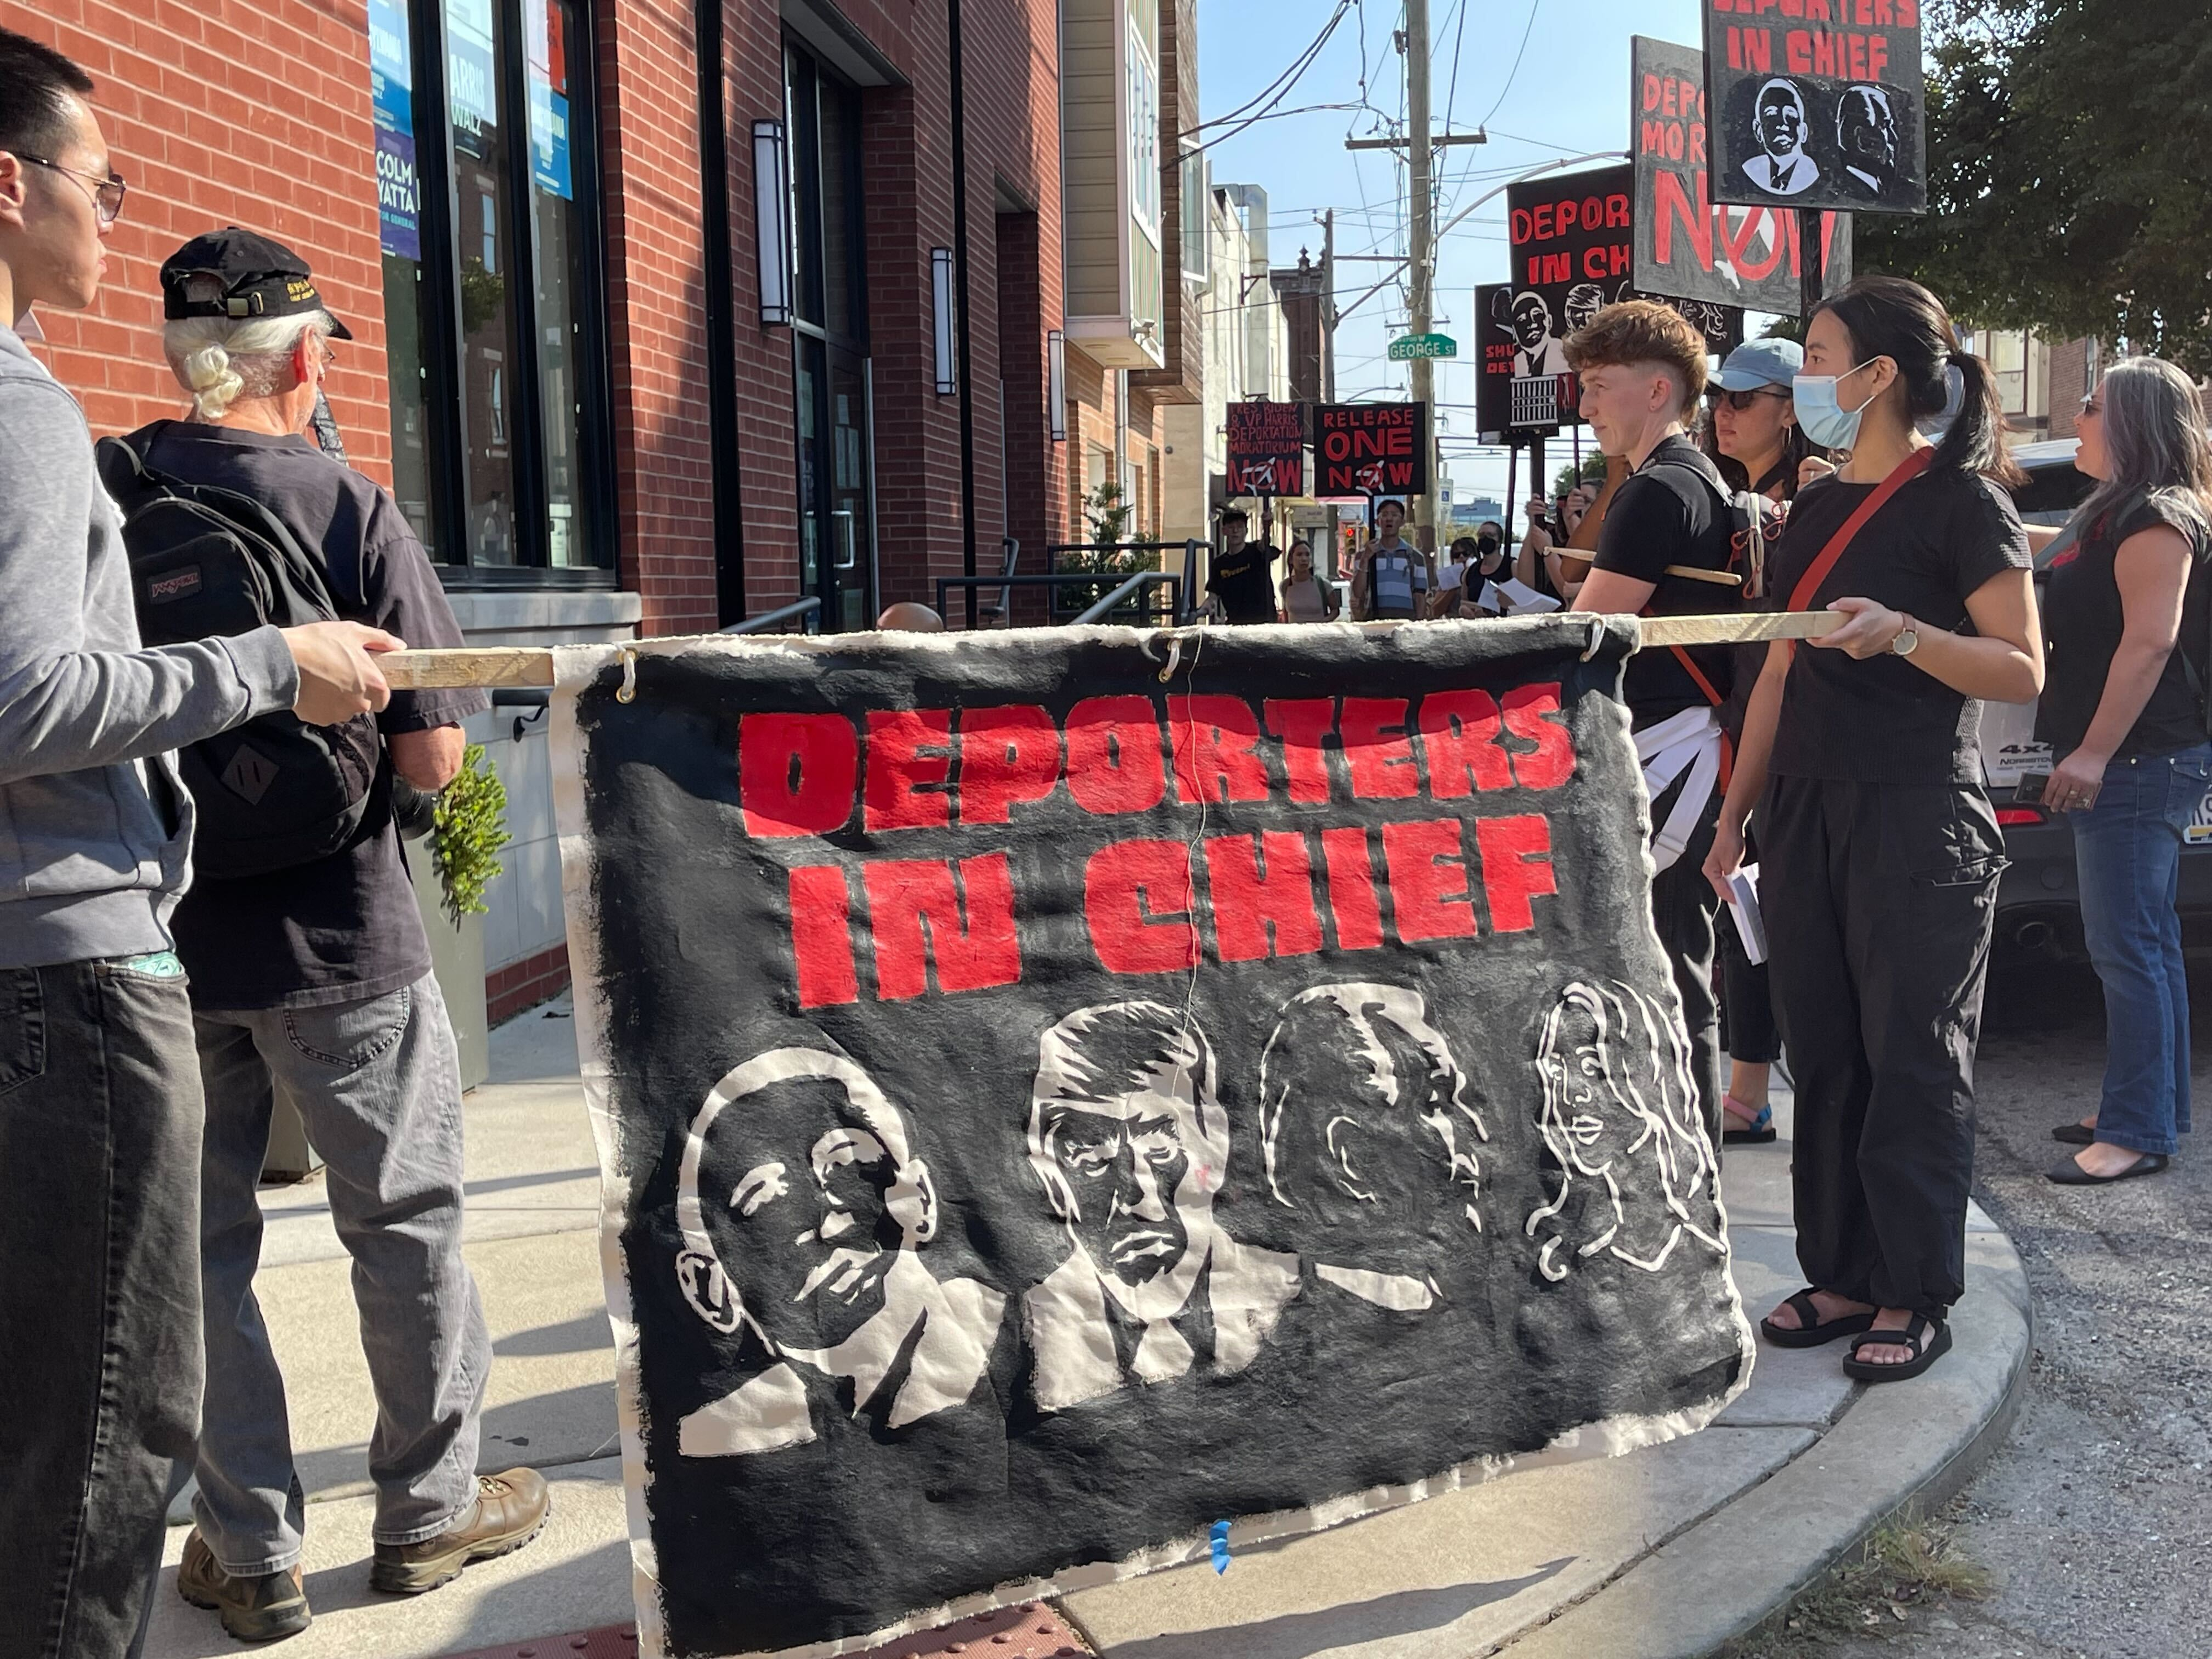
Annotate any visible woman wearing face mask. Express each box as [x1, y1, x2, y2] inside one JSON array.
[[1704, 276, 2042, 1384], [2037, 358, 2212, 1184], [1280, 539, 1340, 622], [1698, 338, 1822, 1146]]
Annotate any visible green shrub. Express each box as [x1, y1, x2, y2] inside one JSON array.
[[431, 743, 511, 930]]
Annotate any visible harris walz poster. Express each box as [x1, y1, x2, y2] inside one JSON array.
[[552, 621, 1754, 1658]]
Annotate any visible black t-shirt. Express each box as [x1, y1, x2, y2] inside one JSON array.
[[139, 422, 489, 1010], [1209, 540, 1280, 623], [2039, 495, 2212, 759], [1590, 435, 1741, 725], [1769, 464, 2031, 785]]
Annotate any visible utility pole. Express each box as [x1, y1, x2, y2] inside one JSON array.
[[1404, 0, 1436, 553], [1321, 208, 1337, 402]]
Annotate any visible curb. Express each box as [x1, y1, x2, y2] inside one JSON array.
[[1493, 1227, 2033, 1659]]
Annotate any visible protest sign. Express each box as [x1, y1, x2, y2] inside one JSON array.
[[1225, 400, 1307, 497], [1634, 35, 1851, 314], [1702, 0, 1924, 215], [550, 620, 1755, 1658], [1504, 166, 1632, 427], [1479, 278, 1736, 441], [1312, 402, 1430, 496]]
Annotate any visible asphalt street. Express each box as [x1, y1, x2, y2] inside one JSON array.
[[1753, 958, 2211, 1659]]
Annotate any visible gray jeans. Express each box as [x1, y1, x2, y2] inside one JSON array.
[[191, 973, 489, 1573]]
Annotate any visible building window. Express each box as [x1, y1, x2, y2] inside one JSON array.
[[368, 0, 615, 582]]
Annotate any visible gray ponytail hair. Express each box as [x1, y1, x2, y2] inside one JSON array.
[[161, 311, 332, 421], [2073, 354, 2212, 550]]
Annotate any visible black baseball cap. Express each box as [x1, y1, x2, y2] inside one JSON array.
[[159, 227, 353, 340]]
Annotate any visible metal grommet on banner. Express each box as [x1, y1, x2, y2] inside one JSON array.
[[1582, 619, 1605, 662], [615, 647, 638, 703]]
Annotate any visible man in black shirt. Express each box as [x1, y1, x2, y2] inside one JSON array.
[[1566, 300, 1743, 1151], [142, 231, 547, 1637], [1206, 507, 1280, 623]]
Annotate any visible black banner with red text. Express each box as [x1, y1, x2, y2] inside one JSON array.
[[1312, 401, 1430, 497], [1225, 400, 1307, 497], [554, 622, 1751, 1658]]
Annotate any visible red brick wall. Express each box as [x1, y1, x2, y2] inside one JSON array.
[[2046, 336, 2090, 442], [0, 0, 395, 483]]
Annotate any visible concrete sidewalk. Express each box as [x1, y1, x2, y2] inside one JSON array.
[[142, 1001, 2030, 1659]]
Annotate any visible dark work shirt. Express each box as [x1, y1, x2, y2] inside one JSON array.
[[138, 422, 488, 1010], [1209, 540, 1280, 623], [1770, 464, 2031, 785], [2038, 494, 2212, 760], [1590, 435, 1740, 726]]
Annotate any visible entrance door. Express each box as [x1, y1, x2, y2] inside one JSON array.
[[794, 337, 875, 630]]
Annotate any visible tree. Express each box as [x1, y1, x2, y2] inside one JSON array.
[[1856, 0, 2212, 374], [1551, 455, 1607, 499]]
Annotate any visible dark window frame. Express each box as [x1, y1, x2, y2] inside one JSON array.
[[403, 0, 619, 589]]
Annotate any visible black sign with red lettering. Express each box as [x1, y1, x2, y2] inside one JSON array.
[[1312, 401, 1430, 497], [1634, 35, 1851, 315], [555, 623, 1752, 1658], [1702, 0, 1924, 214], [1504, 165, 1634, 427], [1225, 400, 1307, 497]]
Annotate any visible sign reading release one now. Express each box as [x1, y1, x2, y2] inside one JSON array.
[[1389, 333, 1458, 361]]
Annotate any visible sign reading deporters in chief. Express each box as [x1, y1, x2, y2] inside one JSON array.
[[1702, 0, 1924, 214], [1634, 36, 1851, 315], [1312, 402, 1430, 497], [1505, 165, 1633, 427], [551, 623, 1753, 1659], [1224, 400, 1307, 497]]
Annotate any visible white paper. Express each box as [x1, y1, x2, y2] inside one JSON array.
[[1496, 578, 1562, 615], [1725, 863, 1767, 966]]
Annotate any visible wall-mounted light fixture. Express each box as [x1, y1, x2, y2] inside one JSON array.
[[1047, 328, 1067, 442], [753, 120, 791, 326], [931, 248, 957, 395]]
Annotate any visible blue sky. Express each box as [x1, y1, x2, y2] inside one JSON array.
[[1195, 0, 1715, 507]]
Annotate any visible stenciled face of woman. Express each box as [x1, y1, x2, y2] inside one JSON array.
[[1542, 1011, 1629, 1177], [1713, 389, 1795, 465]]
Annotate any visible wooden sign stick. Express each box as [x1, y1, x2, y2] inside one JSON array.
[[1548, 547, 1741, 586]]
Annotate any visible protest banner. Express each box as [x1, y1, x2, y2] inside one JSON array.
[[1225, 400, 1307, 497], [1480, 279, 1736, 440], [1634, 35, 1851, 315], [545, 619, 1755, 1658], [1702, 0, 1924, 215], [1312, 401, 1430, 497], [1504, 165, 1632, 427]]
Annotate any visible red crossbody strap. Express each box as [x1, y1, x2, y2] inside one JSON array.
[[1786, 447, 1936, 613]]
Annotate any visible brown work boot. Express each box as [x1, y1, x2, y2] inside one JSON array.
[[176, 1531, 312, 1642], [368, 1468, 552, 1594]]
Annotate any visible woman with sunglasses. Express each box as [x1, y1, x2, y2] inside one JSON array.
[[1704, 276, 2042, 1384], [2038, 358, 2212, 1185], [1698, 340, 1823, 1149]]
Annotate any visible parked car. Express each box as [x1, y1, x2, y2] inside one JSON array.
[[1981, 438, 2212, 961]]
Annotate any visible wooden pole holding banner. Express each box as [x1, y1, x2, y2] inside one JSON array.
[[375, 612, 1842, 690]]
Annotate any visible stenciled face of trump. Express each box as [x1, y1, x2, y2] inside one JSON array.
[[1757, 80, 1809, 159], [676, 1048, 937, 1355], [1027, 1003, 1230, 1320]]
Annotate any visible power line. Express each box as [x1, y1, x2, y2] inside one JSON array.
[[1177, 0, 1353, 151], [1476, 0, 1543, 131]]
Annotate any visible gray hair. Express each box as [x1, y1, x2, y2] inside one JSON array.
[[2073, 355, 2212, 550], [161, 310, 331, 421]]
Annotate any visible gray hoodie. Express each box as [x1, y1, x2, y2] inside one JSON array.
[[0, 320, 298, 967]]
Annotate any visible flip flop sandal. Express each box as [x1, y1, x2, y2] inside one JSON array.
[[2050, 1122, 2095, 1146], [1759, 1288, 1876, 1349], [1723, 1096, 1777, 1145], [1842, 1314, 1952, 1383], [2047, 1151, 2168, 1185]]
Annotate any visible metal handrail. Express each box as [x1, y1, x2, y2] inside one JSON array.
[[980, 536, 1020, 623], [933, 571, 1186, 628], [1072, 571, 1183, 625], [718, 596, 822, 635]]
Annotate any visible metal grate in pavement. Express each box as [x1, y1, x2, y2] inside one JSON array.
[[439, 1604, 1092, 1659]]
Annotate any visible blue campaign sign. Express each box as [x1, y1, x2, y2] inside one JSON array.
[[368, 0, 412, 138], [530, 80, 573, 201], [375, 125, 421, 260]]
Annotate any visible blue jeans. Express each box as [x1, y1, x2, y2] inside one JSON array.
[[190, 974, 490, 1573], [2073, 742, 2212, 1156]]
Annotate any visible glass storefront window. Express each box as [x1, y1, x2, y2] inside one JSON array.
[[371, 0, 613, 580]]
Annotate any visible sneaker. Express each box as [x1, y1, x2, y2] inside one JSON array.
[[368, 1468, 552, 1595], [176, 1531, 311, 1642]]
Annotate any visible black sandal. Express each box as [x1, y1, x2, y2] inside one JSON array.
[[1841, 1314, 1952, 1383], [1759, 1288, 1876, 1349], [2050, 1121, 2094, 1146]]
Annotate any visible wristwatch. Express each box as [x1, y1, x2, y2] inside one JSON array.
[[1890, 614, 1921, 657]]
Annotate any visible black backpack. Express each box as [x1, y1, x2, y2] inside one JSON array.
[[97, 434, 381, 879]]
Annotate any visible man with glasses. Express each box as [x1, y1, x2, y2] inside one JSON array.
[[0, 28, 399, 1658]]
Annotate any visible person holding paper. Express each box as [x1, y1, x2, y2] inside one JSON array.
[[1704, 276, 2041, 1384]]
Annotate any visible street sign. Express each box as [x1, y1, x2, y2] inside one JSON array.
[[1388, 332, 1458, 361]]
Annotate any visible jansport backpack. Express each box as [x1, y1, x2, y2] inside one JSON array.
[[97, 434, 381, 879]]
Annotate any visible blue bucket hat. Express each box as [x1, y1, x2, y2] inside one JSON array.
[[1712, 337, 1803, 392]]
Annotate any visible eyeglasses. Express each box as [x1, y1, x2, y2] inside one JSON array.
[[14, 153, 127, 223], [1705, 386, 1790, 411], [2079, 394, 2103, 419]]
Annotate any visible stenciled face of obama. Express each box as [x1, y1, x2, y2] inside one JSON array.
[[1038, 1082, 1198, 1292], [1511, 294, 1552, 352], [1757, 82, 1808, 159], [681, 1067, 936, 1355]]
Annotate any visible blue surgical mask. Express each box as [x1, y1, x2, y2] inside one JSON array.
[[1792, 361, 1880, 450]]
